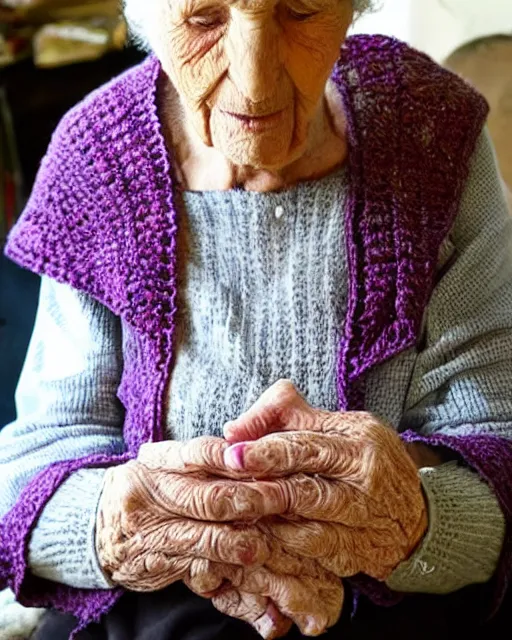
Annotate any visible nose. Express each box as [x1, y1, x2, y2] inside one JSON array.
[[226, 14, 281, 104]]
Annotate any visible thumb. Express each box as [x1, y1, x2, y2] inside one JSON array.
[[223, 380, 315, 443]]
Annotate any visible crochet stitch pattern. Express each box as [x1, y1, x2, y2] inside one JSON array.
[[2, 35, 510, 636]]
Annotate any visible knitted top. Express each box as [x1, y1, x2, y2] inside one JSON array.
[[4, 147, 505, 599], [1, 35, 512, 635]]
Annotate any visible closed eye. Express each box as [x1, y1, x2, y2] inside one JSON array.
[[286, 8, 320, 21], [187, 9, 228, 29]]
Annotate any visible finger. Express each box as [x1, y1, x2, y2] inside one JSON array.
[[222, 430, 422, 526], [212, 588, 267, 622], [242, 567, 343, 635], [242, 474, 360, 524], [255, 601, 293, 639], [131, 458, 382, 526], [138, 437, 238, 477], [263, 545, 325, 579], [176, 474, 355, 524], [223, 380, 318, 443], [117, 461, 294, 524], [223, 431, 354, 477], [110, 520, 272, 592], [265, 520, 360, 577], [213, 589, 292, 640], [140, 519, 273, 566], [149, 472, 293, 522], [184, 558, 243, 596], [268, 519, 412, 581], [111, 552, 190, 591], [238, 567, 344, 636]]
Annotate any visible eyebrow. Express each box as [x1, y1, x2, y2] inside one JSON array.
[[227, 0, 328, 10], [285, 0, 329, 10], [180, 0, 330, 14]]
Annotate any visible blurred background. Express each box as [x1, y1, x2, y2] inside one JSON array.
[[0, 0, 511, 428], [352, 0, 512, 62]]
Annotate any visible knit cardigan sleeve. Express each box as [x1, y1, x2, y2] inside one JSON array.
[[0, 106, 132, 629], [0, 287, 129, 626], [0, 75, 156, 630], [0, 277, 125, 590], [354, 130, 512, 614]]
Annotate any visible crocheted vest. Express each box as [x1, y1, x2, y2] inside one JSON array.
[[3, 35, 489, 629], [6, 36, 487, 450]]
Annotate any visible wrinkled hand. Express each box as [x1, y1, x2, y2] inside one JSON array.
[[96, 444, 343, 638], [155, 380, 428, 582], [96, 454, 274, 591], [212, 560, 343, 637], [225, 380, 428, 580]]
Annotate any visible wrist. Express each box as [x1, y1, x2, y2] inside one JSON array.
[[404, 501, 429, 561], [405, 441, 445, 469], [95, 467, 117, 584]]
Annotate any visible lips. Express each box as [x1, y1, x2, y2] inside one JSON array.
[[221, 109, 286, 132]]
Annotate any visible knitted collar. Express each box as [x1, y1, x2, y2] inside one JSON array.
[[334, 36, 488, 407]]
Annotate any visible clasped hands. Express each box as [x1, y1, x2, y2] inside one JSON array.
[[96, 381, 427, 639]]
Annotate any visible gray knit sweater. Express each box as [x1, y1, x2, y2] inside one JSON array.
[[0, 130, 509, 597]]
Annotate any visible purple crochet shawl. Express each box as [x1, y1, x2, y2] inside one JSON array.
[[2, 35, 511, 634]]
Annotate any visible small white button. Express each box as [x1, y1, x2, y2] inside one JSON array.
[[275, 205, 284, 219]]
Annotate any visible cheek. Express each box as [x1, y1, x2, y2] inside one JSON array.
[[161, 28, 228, 107], [283, 16, 349, 104]]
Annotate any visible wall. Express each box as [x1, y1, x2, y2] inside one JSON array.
[[352, 0, 512, 61]]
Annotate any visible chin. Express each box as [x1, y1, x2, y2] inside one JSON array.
[[211, 129, 308, 171], [209, 108, 307, 170]]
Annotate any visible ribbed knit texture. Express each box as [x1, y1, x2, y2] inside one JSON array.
[[28, 469, 109, 590], [3, 36, 510, 636], [387, 463, 506, 594], [168, 169, 347, 440]]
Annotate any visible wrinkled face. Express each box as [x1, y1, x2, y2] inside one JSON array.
[[149, 0, 353, 169]]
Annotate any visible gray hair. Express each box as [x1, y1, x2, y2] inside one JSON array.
[[124, 0, 376, 51]]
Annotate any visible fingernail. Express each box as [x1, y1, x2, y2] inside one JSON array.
[[265, 601, 281, 624], [305, 615, 322, 635], [223, 421, 236, 441], [254, 613, 277, 639], [223, 443, 246, 469]]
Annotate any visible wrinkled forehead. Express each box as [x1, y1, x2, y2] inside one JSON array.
[[226, 0, 278, 8], [123, 0, 359, 49], [133, 0, 349, 13], [179, 0, 332, 9]]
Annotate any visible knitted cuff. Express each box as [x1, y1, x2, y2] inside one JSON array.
[[385, 461, 505, 594], [28, 468, 113, 589]]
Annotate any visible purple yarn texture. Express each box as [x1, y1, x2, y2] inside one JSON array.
[[3, 34, 508, 635]]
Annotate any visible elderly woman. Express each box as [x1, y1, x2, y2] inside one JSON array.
[[1, 0, 512, 638]]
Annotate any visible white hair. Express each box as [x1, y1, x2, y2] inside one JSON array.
[[123, 0, 376, 51], [123, 0, 151, 50]]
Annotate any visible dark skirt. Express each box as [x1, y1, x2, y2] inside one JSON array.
[[31, 581, 510, 640]]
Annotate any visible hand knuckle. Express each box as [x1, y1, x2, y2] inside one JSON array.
[[273, 379, 297, 402]]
